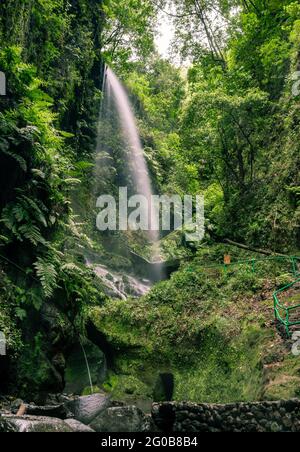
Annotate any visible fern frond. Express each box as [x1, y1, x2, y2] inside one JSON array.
[[61, 262, 84, 275], [63, 178, 81, 186], [19, 195, 48, 227], [1, 149, 27, 172], [31, 168, 46, 179], [0, 234, 9, 245], [19, 224, 45, 245], [11, 204, 29, 223], [68, 219, 93, 247], [1, 209, 22, 239], [34, 257, 58, 298]]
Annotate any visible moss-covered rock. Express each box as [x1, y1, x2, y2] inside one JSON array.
[[64, 340, 107, 395], [89, 252, 300, 404], [103, 374, 152, 400]]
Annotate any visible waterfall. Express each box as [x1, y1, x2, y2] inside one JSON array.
[[97, 67, 160, 272], [102, 67, 160, 246]]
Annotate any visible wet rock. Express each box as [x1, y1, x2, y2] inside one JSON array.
[[0, 415, 73, 432], [66, 393, 110, 424], [52, 353, 66, 374], [65, 419, 95, 432], [269, 421, 281, 432], [91, 264, 152, 299], [0, 417, 18, 432], [45, 393, 67, 405], [283, 399, 299, 413], [90, 406, 154, 432], [282, 414, 293, 429], [23, 404, 68, 419], [10, 399, 24, 414]]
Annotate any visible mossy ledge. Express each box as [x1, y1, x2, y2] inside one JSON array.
[[89, 250, 300, 404]]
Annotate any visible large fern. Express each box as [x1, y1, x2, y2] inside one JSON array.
[[1, 208, 22, 240], [1, 192, 48, 244], [18, 224, 46, 245], [17, 194, 48, 227], [34, 257, 58, 298]]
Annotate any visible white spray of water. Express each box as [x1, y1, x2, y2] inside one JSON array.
[[104, 67, 159, 244]]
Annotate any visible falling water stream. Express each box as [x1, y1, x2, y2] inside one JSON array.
[[104, 67, 160, 245], [89, 66, 164, 294]]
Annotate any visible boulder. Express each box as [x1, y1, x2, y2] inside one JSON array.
[[66, 393, 110, 424], [64, 340, 107, 395], [0, 415, 73, 432], [90, 406, 154, 432], [21, 404, 68, 419], [10, 399, 24, 413], [65, 419, 95, 432]]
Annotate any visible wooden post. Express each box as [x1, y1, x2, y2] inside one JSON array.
[[224, 255, 231, 266], [224, 255, 231, 273], [16, 404, 27, 416]]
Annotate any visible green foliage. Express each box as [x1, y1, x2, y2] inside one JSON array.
[[0, 271, 23, 355], [90, 250, 299, 403], [34, 257, 58, 299], [174, 324, 269, 403], [102, 0, 157, 69], [103, 374, 151, 401], [148, 0, 300, 251], [0, 0, 299, 404], [100, 0, 300, 251], [82, 386, 102, 396], [15, 332, 61, 397], [0, 2, 112, 398]]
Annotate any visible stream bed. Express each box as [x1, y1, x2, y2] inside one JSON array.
[[88, 262, 153, 299]]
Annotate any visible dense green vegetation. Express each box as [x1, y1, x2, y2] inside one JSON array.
[[0, 0, 299, 405], [120, 0, 300, 251], [0, 0, 108, 395], [92, 248, 300, 403], [92, 0, 300, 403]]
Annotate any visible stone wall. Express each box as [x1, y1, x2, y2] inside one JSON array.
[[152, 399, 300, 432]]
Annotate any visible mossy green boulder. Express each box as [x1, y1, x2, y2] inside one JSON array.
[[64, 340, 107, 395]]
